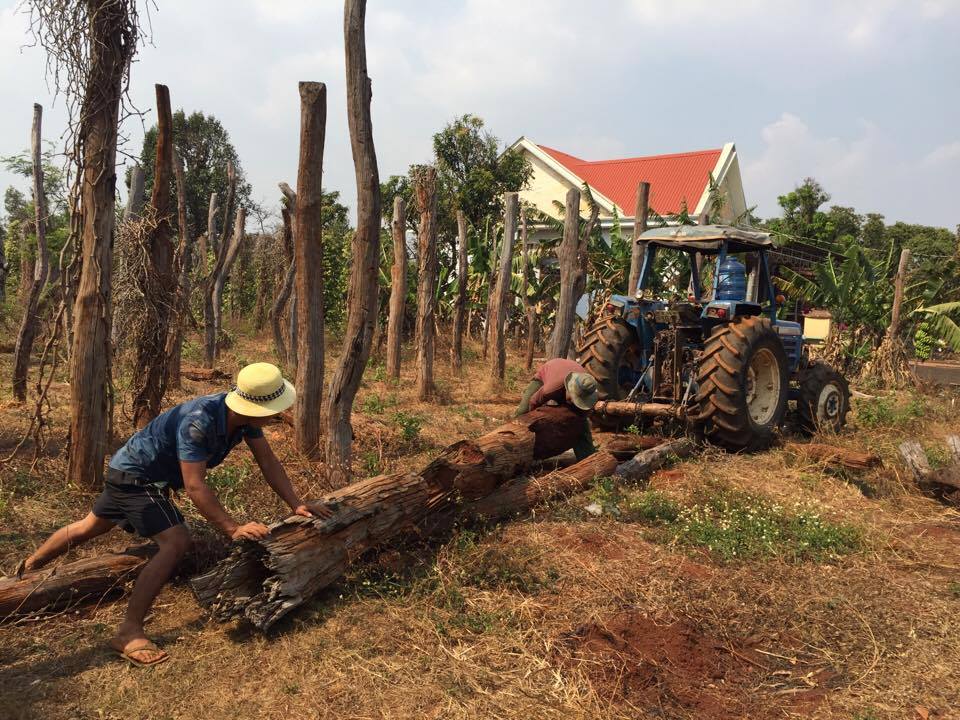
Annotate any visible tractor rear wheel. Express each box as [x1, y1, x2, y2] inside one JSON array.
[[695, 316, 789, 450], [576, 316, 642, 429], [797, 360, 850, 433]]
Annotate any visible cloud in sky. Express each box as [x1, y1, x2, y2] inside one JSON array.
[[1, 0, 958, 229]]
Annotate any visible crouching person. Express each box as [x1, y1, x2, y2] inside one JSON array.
[[516, 357, 600, 460], [16, 363, 324, 666]]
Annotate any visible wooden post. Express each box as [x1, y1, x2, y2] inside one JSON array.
[[451, 210, 469, 375], [68, 0, 134, 489], [131, 84, 177, 427], [413, 165, 438, 401], [324, 0, 383, 486], [627, 181, 649, 297], [203, 161, 236, 367], [889, 248, 911, 337], [547, 187, 580, 359], [165, 149, 193, 391], [271, 204, 296, 366], [292, 82, 327, 459], [522, 214, 537, 370], [386, 196, 406, 379], [213, 206, 246, 348], [488, 192, 518, 384], [12, 103, 50, 402]]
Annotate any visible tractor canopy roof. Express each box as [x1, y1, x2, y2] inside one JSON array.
[[640, 224, 773, 253]]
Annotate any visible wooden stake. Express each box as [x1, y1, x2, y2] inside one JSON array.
[[386, 196, 406, 379], [488, 192, 518, 384], [889, 248, 911, 337], [413, 166, 438, 401], [451, 210, 469, 375], [547, 187, 580, 359]]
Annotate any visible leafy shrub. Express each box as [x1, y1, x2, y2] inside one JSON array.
[[392, 411, 423, 443]]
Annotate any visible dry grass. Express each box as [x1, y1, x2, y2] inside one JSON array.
[[1, 323, 959, 719]]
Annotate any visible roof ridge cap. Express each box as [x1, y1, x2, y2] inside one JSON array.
[[577, 148, 723, 166]]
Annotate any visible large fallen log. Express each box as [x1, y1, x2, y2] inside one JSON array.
[[191, 405, 588, 629], [0, 545, 154, 619]]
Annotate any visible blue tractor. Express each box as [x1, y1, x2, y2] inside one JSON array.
[[576, 225, 850, 449]]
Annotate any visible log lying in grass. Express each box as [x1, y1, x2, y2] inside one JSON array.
[[191, 405, 589, 630], [0, 545, 154, 619], [465, 438, 695, 521], [786, 442, 882, 471]]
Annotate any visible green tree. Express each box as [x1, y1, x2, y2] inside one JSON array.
[[137, 110, 252, 236]]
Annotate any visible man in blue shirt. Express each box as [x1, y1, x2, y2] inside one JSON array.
[[17, 363, 325, 666]]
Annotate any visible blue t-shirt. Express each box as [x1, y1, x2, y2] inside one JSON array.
[[108, 392, 264, 489]]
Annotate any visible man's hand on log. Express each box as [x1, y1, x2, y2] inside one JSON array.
[[231, 522, 271, 541], [294, 504, 321, 518]]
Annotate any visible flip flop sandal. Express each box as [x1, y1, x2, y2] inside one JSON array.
[[112, 640, 170, 668]]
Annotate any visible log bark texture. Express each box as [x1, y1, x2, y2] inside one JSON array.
[[488, 192, 517, 384], [413, 166, 438, 400], [386, 196, 406, 379], [627, 181, 650, 297], [452, 210, 468, 374], [131, 84, 177, 427], [191, 405, 587, 629], [68, 0, 131, 489], [292, 82, 327, 459], [324, 1, 383, 486], [547, 187, 581, 359], [12, 104, 49, 402]]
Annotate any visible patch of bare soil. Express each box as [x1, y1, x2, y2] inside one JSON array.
[[557, 610, 834, 719]]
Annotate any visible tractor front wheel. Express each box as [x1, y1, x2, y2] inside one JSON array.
[[695, 316, 789, 450], [797, 360, 850, 433]]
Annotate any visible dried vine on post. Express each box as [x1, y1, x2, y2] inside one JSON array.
[[292, 83, 326, 459], [324, 0, 382, 485], [412, 165, 438, 401], [12, 104, 50, 402], [130, 84, 177, 428], [22, 0, 145, 488], [386, 196, 406, 379]]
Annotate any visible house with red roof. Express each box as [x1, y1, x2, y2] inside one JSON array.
[[507, 137, 748, 237]]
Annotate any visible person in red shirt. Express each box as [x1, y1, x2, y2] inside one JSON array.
[[515, 358, 599, 459]]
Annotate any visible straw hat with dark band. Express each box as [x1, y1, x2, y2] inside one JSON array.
[[564, 372, 599, 411], [225, 363, 297, 417]]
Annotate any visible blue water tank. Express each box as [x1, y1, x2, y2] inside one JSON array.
[[716, 258, 747, 301]]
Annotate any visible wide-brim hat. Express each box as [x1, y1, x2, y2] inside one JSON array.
[[225, 362, 297, 417], [564, 371, 599, 411]]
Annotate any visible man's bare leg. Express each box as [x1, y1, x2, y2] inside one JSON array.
[[110, 524, 191, 664], [23, 512, 115, 573]]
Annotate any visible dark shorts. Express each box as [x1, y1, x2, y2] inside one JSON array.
[[92, 468, 185, 538]]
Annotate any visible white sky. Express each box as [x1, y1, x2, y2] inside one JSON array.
[[1, 0, 959, 230]]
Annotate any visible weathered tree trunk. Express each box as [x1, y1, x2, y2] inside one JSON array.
[[12, 104, 50, 402], [547, 187, 580, 359], [271, 207, 296, 367], [889, 248, 911, 336], [627, 181, 650, 297], [0, 229, 7, 305], [386, 196, 406, 379], [18, 226, 35, 303], [292, 82, 327, 459], [488, 192, 518, 385], [413, 166, 438, 401], [324, 0, 383, 486], [165, 150, 193, 391], [68, 0, 134, 489], [452, 210, 468, 374], [191, 404, 587, 630], [131, 84, 177, 427], [199, 192, 218, 277], [124, 164, 145, 222], [203, 162, 236, 368]]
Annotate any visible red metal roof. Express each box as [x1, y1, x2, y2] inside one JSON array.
[[538, 144, 723, 216]]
